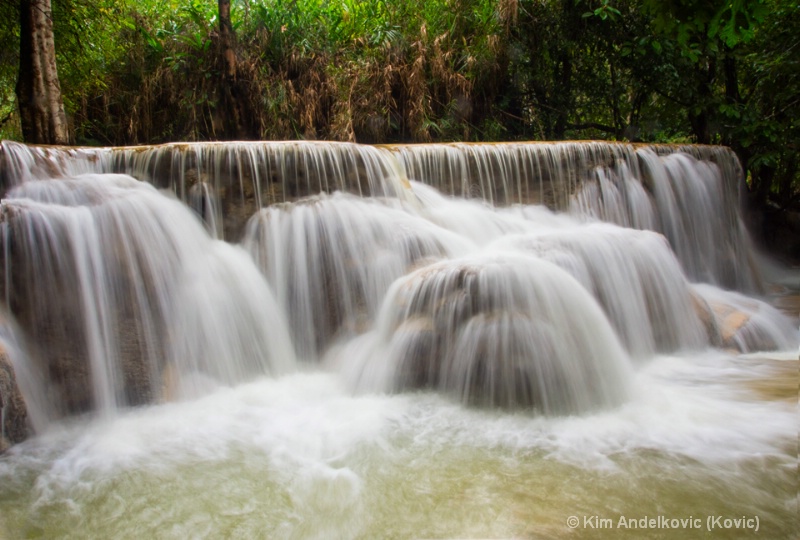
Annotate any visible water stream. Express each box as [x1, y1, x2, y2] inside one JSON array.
[[0, 140, 797, 538]]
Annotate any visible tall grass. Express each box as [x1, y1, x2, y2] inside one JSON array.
[[60, 0, 517, 144]]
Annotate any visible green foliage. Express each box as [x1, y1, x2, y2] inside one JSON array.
[[0, 1, 20, 140], [582, 0, 621, 21], [641, 0, 768, 49], [0, 0, 795, 208]]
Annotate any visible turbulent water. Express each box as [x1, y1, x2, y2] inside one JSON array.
[[0, 141, 797, 539]]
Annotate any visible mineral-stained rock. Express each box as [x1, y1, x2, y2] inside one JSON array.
[[691, 285, 797, 353], [691, 291, 722, 346]]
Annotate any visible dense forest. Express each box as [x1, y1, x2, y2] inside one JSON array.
[[1, 1, 798, 225]]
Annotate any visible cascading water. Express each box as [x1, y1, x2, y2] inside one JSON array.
[[390, 142, 757, 290], [334, 252, 634, 413], [1, 174, 295, 422], [0, 140, 797, 539], [240, 193, 466, 361], [495, 223, 709, 358], [0, 314, 33, 450], [570, 147, 757, 290]]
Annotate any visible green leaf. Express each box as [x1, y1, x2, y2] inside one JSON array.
[[651, 40, 662, 54]]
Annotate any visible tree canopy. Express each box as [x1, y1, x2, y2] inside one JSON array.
[[0, 0, 797, 211]]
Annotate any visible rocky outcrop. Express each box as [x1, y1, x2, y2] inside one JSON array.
[[691, 286, 797, 353], [241, 194, 449, 360], [362, 256, 633, 414], [0, 172, 298, 420], [0, 343, 29, 452], [104, 142, 413, 240], [0, 224, 157, 416], [749, 201, 800, 267]]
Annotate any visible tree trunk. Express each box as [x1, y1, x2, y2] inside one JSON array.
[[777, 153, 798, 208], [723, 52, 742, 104], [16, 0, 69, 145], [219, 0, 236, 81], [216, 0, 247, 140], [688, 59, 716, 145], [688, 109, 710, 145], [753, 164, 775, 209], [552, 53, 572, 140]]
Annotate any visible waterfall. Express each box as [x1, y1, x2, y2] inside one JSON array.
[[569, 147, 756, 290], [390, 142, 756, 290], [493, 223, 709, 358], [0, 313, 34, 444], [1, 174, 295, 421], [1, 140, 752, 288], [240, 193, 468, 361], [389, 141, 623, 207], [333, 253, 634, 413], [0, 140, 796, 427]]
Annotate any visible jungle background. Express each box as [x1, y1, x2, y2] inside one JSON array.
[[0, 0, 798, 260]]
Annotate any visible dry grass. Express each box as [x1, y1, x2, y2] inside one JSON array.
[[64, 0, 515, 145]]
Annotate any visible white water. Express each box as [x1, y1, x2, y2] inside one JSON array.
[[0, 354, 796, 538], [240, 193, 464, 361], [0, 141, 756, 289], [2, 175, 296, 420], [333, 252, 634, 413], [0, 141, 798, 538], [571, 149, 757, 290]]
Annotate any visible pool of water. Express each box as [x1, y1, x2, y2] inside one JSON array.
[[1, 350, 796, 539]]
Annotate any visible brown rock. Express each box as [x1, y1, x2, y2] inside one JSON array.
[[690, 291, 721, 345], [692, 290, 792, 353], [0, 343, 29, 452]]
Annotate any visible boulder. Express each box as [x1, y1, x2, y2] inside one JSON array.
[[0, 343, 29, 452], [374, 256, 633, 414], [691, 286, 797, 353]]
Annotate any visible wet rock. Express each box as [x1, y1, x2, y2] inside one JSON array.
[[693, 293, 754, 351], [0, 181, 174, 417], [377, 257, 632, 414], [692, 286, 796, 352], [707, 300, 779, 352], [241, 195, 449, 360], [0, 343, 29, 452], [1, 238, 156, 415], [691, 291, 722, 346]]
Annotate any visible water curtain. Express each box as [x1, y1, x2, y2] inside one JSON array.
[[0, 140, 794, 428]]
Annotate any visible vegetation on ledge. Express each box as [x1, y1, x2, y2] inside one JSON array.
[[0, 0, 797, 224]]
